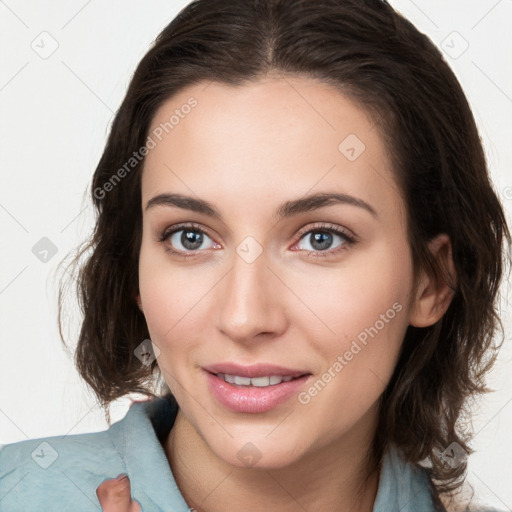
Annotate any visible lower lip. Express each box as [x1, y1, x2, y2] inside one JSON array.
[[205, 371, 310, 413]]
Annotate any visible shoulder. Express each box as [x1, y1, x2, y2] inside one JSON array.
[[0, 423, 114, 473], [0, 427, 125, 511], [0, 401, 154, 512], [372, 445, 505, 512], [0, 397, 183, 512]]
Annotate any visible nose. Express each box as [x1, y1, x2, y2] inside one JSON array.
[[214, 245, 288, 344]]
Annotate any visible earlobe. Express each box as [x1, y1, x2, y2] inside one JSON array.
[[135, 293, 143, 312], [408, 234, 457, 328]]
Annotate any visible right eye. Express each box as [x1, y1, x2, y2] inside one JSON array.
[[159, 223, 221, 258]]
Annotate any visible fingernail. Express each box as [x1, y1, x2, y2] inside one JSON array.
[[115, 473, 128, 482]]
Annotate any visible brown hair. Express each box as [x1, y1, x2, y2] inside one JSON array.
[[58, 0, 510, 504]]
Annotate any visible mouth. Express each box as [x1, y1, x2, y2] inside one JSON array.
[[203, 363, 312, 413]]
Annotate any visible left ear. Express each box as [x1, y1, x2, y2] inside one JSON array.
[[408, 234, 457, 328]]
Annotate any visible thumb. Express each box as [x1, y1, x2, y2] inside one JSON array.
[[96, 474, 142, 512]]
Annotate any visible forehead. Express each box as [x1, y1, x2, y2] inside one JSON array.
[[141, 76, 404, 225]]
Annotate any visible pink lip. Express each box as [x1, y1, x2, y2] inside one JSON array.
[[204, 369, 311, 414], [203, 362, 308, 379]]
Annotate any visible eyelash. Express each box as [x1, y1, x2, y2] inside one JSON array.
[[158, 222, 357, 260]]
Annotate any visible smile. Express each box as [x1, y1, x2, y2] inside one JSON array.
[[216, 373, 295, 387], [205, 371, 311, 413]]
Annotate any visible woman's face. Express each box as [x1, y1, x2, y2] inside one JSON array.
[[137, 75, 423, 469]]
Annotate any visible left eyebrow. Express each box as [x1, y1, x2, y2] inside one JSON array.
[[274, 192, 378, 220], [144, 191, 378, 220]]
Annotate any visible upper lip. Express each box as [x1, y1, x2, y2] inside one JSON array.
[[203, 363, 310, 379]]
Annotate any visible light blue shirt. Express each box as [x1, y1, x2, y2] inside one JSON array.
[[0, 395, 467, 511]]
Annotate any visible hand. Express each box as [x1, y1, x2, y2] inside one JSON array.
[[96, 474, 142, 512]]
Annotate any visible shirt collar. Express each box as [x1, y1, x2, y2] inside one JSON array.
[[108, 395, 191, 511], [373, 443, 436, 511]]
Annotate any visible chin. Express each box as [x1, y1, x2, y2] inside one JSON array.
[[205, 432, 306, 470]]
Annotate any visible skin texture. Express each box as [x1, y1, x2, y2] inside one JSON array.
[[135, 75, 455, 512]]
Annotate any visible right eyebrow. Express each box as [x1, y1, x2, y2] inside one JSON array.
[[145, 193, 221, 218]]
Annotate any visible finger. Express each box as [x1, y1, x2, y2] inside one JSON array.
[[96, 474, 142, 512]]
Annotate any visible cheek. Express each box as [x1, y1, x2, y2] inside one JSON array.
[[138, 243, 184, 342], [138, 244, 216, 354], [138, 257, 204, 395], [292, 242, 412, 417], [291, 240, 413, 346]]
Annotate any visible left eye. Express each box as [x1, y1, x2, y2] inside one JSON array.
[[295, 229, 351, 252]]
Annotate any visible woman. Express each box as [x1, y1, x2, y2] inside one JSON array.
[[0, 0, 509, 511]]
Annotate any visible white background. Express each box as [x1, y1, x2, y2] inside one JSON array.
[[1, 1, 511, 509]]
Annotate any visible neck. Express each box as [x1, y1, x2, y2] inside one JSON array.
[[165, 407, 381, 512]]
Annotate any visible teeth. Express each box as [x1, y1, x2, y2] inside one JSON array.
[[234, 375, 251, 386], [224, 374, 236, 384], [217, 373, 296, 387], [248, 376, 269, 387]]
